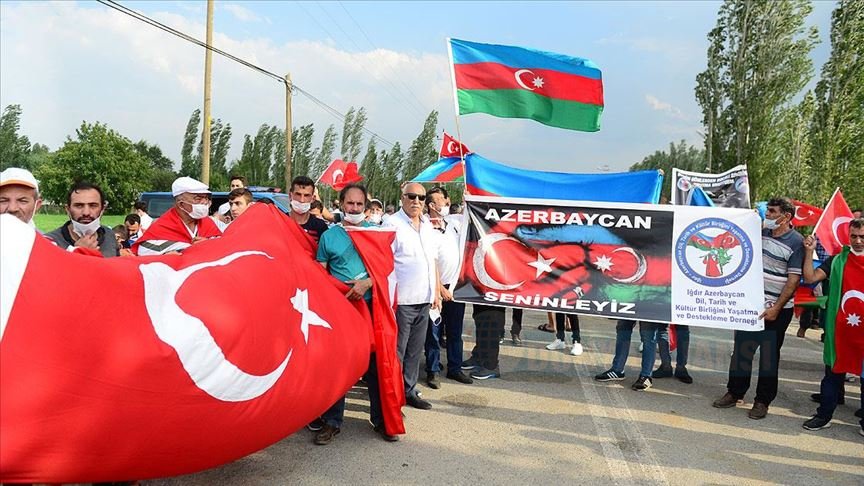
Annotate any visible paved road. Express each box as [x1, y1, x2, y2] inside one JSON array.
[[149, 312, 864, 485]]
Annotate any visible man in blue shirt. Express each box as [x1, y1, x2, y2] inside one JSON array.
[[312, 183, 397, 445]]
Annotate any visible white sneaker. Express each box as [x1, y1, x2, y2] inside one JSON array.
[[638, 342, 644, 353], [546, 339, 567, 350], [570, 342, 584, 356]]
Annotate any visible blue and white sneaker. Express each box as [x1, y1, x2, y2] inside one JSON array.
[[470, 367, 500, 380]]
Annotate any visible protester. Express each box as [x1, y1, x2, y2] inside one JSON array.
[[383, 182, 440, 409], [0, 167, 42, 226], [366, 198, 384, 225], [229, 175, 246, 190], [112, 225, 134, 256], [713, 197, 803, 419], [800, 218, 864, 435], [461, 305, 505, 380], [133, 176, 221, 255], [654, 325, 693, 383], [382, 204, 395, 224], [134, 200, 153, 230], [289, 176, 328, 243], [228, 187, 254, 220], [546, 313, 584, 356], [211, 202, 231, 231], [124, 214, 142, 245], [423, 187, 473, 388], [509, 308, 524, 345], [313, 183, 398, 444], [45, 181, 119, 258], [310, 200, 325, 221], [594, 320, 661, 390]]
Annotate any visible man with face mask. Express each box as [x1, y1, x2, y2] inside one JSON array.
[[0, 167, 42, 228], [44, 181, 119, 258], [132, 176, 222, 256], [289, 176, 328, 244], [366, 198, 384, 225], [714, 197, 804, 419]]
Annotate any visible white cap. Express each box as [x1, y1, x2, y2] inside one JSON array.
[[0, 167, 39, 192], [218, 202, 230, 215], [171, 176, 211, 197]]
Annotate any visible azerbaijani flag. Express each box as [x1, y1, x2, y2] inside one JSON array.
[[411, 133, 469, 182], [448, 38, 604, 132], [822, 248, 864, 376]]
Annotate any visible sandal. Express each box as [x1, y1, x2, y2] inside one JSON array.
[[537, 324, 554, 333]]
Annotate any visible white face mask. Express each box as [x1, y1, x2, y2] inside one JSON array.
[[71, 217, 102, 236], [369, 213, 382, 224], [343, 212, 366, 225], [762, 217, 780, 230], [850, 247, 864, 257], [437, 204, 450, 217], [183, 202, 210, 220], [291, 200, 311, 214]]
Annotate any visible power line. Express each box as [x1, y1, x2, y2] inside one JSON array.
[[94, 0, 394, 147]]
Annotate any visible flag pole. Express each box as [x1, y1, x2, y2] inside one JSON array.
[[813, 186, 841, 234], [446, 38, 468, 192]]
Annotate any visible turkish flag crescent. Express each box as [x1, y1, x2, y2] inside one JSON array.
[[439, 132, 470, 158], [0, 205, 373, 483], [318, 159, 364, 191], [791, 199, 823, 227], [814, 188, 853, 255]]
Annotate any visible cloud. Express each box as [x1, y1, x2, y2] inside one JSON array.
[[645, 94, 687, 120], [222, 3, 269, 24]]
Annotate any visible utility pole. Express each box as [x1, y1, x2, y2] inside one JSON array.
[[200, 0, 214, 184], [284, 73, 293, 191]]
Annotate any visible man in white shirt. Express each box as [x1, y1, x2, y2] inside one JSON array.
[[134, 201, 153, 230], [383, 182, 441, 410]]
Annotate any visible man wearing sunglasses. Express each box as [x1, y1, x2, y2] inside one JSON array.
[[383, 182, 442, 410]]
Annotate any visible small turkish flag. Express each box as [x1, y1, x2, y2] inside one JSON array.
[[439, 132, 470, 158], [319, 159, 363, 191], [0, 205, 373, 483], [814, 188, 854, 255], [791, 199, 823, 227]]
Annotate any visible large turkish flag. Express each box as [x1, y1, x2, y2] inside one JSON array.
[[0, 205, 373, 483], [814, 188, 853, 255]]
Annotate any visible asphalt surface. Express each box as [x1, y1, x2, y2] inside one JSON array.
[[148, 311, 864, 485]]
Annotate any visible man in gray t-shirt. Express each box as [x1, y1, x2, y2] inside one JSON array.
[[713, 197, 803, 419]]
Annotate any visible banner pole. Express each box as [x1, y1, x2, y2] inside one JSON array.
[[446, 38, 468, 196]]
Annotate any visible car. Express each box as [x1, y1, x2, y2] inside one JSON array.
[[138, 191, 292, 218]]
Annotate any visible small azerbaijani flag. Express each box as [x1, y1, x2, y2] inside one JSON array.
[[448, 38, 604, 132], [411, 132, 469, 183]]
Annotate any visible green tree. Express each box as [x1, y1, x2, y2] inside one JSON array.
[[340, 107, 367, 163], [311, 124, 338, 178], [0, 104, 32, 171], [359, 138, 381, 198], [36, 122, 151, 213], [629, 140, 706, 199], [290, 124, 316, 182], [695, 0, 818, 199], [230, 124, 280, 186], [134, 140, 176, 192], [403, 111, 439, 182], [25, 143, 51, 174], [379, 142, 404, 206], [180, 109, 201, 177], [808, 0, 864, 209]]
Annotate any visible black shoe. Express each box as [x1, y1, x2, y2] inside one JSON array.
[[406, 394, 432, 410], [306, 418, 324, 432], [802, 415, 831, 431], [674, 367, 693, 384], [446, 370, 473, 384], [460, 357, 481, 371], [426, 372, 441, 389], [372, 424, 399, 442], [470, 366, 501, 380], [632, 376, 652, 391], [810, 392, 845, 405], [652, 365, 673, 378], [313, 424, 340, 445], [855, 408, 863, 419], [594, 369, 625, 382]]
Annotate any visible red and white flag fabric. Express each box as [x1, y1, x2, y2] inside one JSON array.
[[814, 188, 854, 255], [0, 205, 373, 483], [347, 227, 406, 436], [318, 159, 363, 191], [791, 199, 823, 227], [439, 132, 470, 159]]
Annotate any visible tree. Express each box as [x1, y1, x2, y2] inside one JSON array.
[[311, 124, 338, 178], [290, 124, 316, 181], [403, 111, 439, 182], [629, 140, 706, 199], [808, 0, 864, 209], [695, 0, 818, 199], [359, 138, 381, 198], [379, 142, 404, 206], [230, 124, 280, 186], [36, 122, 151, 213], [0, 104, 32, 171], [340, 106, 367, 163], [26, 143, 51, 174], [179, 109, 201, 177], [134, 140, 176, 192]]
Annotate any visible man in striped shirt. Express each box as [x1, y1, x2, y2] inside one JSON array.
[[713, 197, 804, 419]]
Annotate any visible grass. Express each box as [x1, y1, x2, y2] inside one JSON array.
[[33, 214, 126, 233]]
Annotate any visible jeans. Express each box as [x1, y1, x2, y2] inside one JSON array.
[[555, 313, 581, 343], [726, 307, 793, 405], [658, 324, 690, 369], [610, 320, 661, 378], [396, 303, 431, 398], [321, 353, 384, 429], [510, 308, 523, 335], [469, 305, 505, 370], [425, 300, 466, 375]]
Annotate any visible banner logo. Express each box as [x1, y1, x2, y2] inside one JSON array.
[[675, 218, 752, 287]]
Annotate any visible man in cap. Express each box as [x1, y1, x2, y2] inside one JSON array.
[[133, 176, 222, 255], [0, 167, 42, 226], [44, 181, 119, 258]]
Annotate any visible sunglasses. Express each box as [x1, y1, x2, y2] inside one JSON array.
[[402, 193, 426, 201]]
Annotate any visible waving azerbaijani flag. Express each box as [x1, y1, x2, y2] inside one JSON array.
[[448, 38, 604, 132]]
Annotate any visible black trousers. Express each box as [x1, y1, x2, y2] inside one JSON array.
[[470, 305, 505, 370], [726, 307, 794, 405]]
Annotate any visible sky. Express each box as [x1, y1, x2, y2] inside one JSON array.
[[0, 1, 835, 176]]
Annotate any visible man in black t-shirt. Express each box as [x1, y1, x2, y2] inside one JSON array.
[[288, 176, 328, 243]]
